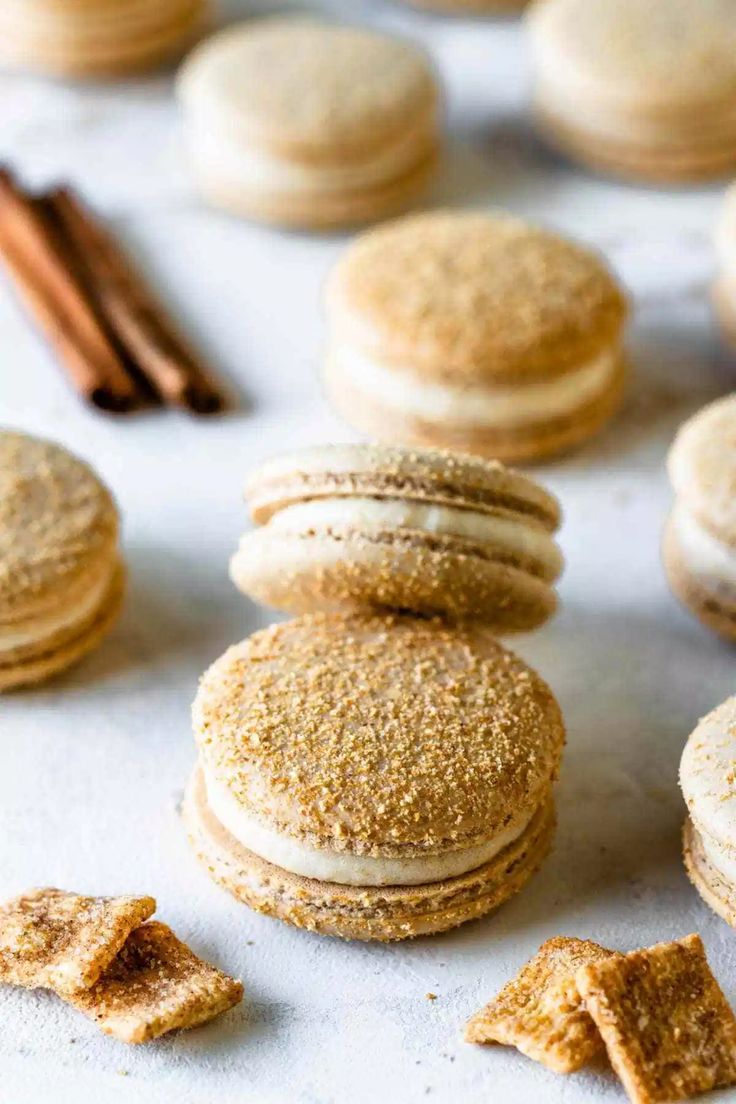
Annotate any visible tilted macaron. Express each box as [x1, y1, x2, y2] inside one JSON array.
[[0, 0, 207, 79], [714, 184, 736, 347], [323, 210, 628, 462], [681, 697, 736, 927], [177, 19, 441, 230], [528, 0, 736, 184], [230, 443, 563, 632], [184, 612, 565, 941], [664, 395, 736, 642], [0, 431, 125, 691]]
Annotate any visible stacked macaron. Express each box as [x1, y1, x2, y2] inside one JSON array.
[[714, 184, 736, 346], [185, 612, 564, 941], [664, 396, 736, 643], [681, 698, 736, 928], [0, 431, 125, 691], [528, 0, 736, 183], [231, 443, 563, 633], [177, 19, 441, 230], [0, 0, 206, 79], [323, 210, 628, 462]]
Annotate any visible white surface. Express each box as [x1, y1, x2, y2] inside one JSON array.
[[1, 3, 736, 1103]]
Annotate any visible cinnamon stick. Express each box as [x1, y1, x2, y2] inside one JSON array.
[[0, 169, 139, 413], [45, 187, 225, 414]]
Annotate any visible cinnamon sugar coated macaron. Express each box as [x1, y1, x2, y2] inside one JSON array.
[[528, 0, 736, 183], [184, 612, 564, 941], [231, 443, 563, 632], [176, 19, 441, 230], [0, 0, 207, 78], [0, 430, 125, 690], [681, 698, 736, 928], [323, 210, 628, 462], [664, 395, 736, 642]]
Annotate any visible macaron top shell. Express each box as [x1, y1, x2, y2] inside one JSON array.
[[667, 395, 736, 545], [680, 697, 736, 851], [245, 443, 561, 530], [193, 613, 565, 858], [326, 211, 627, 384], [0, 431, 118, 622], [177, 19, 439, 162], [529, 0, 736, 110]]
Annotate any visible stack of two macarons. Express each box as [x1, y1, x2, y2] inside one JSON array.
[[185, 443, 567, 941]]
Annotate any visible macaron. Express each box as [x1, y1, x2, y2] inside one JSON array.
[[0, 431, 125, 691], [184, 612, 565, 942], [663, 396, 736, 643], [323, 210, 628, 462], [230, 443, 564, 633], [404, 0, 527, 12], [714, 183, 736, 346], [681, 697, 736, 927], [528, 0, 736, 184], [176, 19, 441, 230], [0, 0, 206, 78]]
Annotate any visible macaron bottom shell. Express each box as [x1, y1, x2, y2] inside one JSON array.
[[683, 816, 736, 929], [183, 767, 555, 942]]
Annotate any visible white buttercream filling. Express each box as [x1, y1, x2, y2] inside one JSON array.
[[0, 565, 114, 654], [268, 497, 563, 578], [205, 769, 533, 887], [672, 503, 736, 593], [329, 344, 618, 428], [700, 829, 736, 886], [186, 115, 435, 197]]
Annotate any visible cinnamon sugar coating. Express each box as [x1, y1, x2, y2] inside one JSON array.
[[326, 210, 627, 385], [193, 612, 564, 857]]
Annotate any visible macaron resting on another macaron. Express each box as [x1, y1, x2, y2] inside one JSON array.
[[176, 19, 441, 230], [528, 0, 736, 183], [0, 0, 207, 78], [323, 210, 628, 462], [664, 395, 736, 642], [184, 612, 565, 941], [681, 697, 736, 927], [0, 431, 125, 691], [231, 443, 563, 632]]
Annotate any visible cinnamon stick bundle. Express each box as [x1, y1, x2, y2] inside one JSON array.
[[0, 167, 226, 415]]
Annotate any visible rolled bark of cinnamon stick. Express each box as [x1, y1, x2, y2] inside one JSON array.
[[0, 170, 139, 412], [45, 186, 226, 414]]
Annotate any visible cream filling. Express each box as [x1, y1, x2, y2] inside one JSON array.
[[205, 769, 533, 887], [672, 503, 736, 594], [700, 828, 736, 887], [0, 565, 113, 653], [267, 497, 563, 578], [329, 344, 618, 428], [186, 115, 435, 197]]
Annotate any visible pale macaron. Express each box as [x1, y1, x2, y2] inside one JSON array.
[[0, 0, 207, 79], [528, 0, 736, 184], [664, 395, 736, 643], [0, 431, 125, 691], [714, 183, 736, 346], [184, 612, 564, 941], [323, 210, 628, 462], [681, 697, 736, 927], [230, 443, 563, 633], [176, 19, 441, 230]]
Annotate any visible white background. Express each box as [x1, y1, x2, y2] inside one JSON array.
[[2, 2, 736, 1102]]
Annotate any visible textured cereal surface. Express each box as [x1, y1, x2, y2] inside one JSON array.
[[0, 887, 155, 995], [326, 210, 627, 383], [577, 934, 736, 1104], [184, 767, 556, 941], [529, 0, 736, 107], [177, 18, 439, 160], [66, 921, 243, 1044], [0, 430, 119, 621], [193, 612, 565, 856], [667, 395, 736, 544], [465, 936, 615, 1072]]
